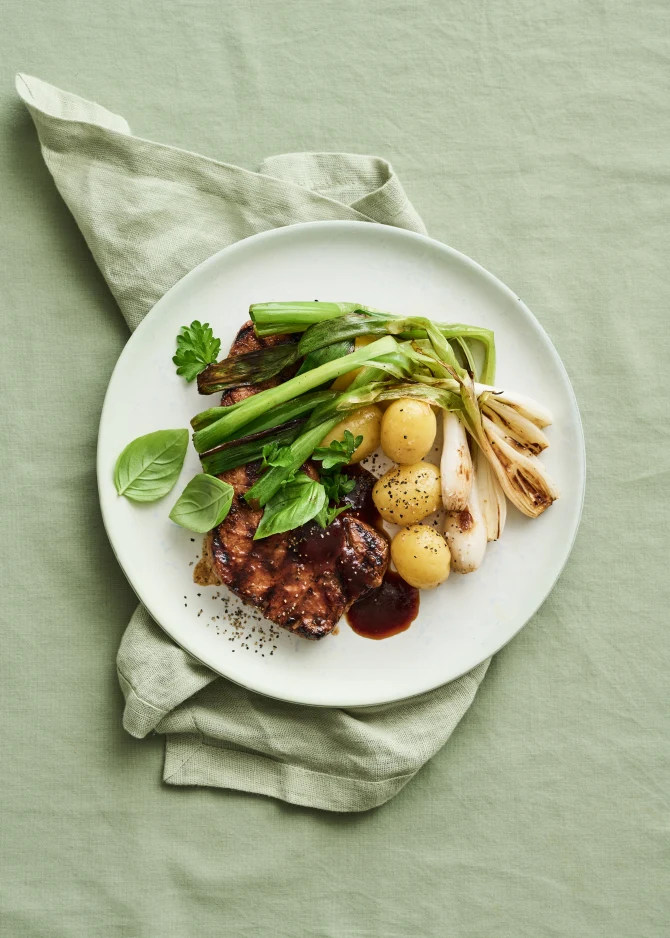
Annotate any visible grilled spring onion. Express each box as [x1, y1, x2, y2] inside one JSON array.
[[192, 335, 398, 453], [475, 386, 553, 428], [193, 300, 558, 524], [457, 374, 559, 519], [250, 301, 497, 385], [483, 414, 559, 515], [443, 459, 489, 573], [200, 422, 303, 476], [250, 301, 386, 334], [440, 410, 473, 512], [196, 313, 383, 396], [191, 389, 337, 434], [481, 397, 550, 455], [474, 445, 506, 541], [295, 339, 354, 376], [197, 342, 300, 394], [197, 305, 495, 398]]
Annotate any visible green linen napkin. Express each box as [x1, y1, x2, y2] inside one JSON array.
[[18, 73, 489, 812]]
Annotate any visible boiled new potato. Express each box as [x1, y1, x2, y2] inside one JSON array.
[[391, 525, 451, 589], [381, 398, 437, 464], [372, 462, 441, 525], [319, 404, 382, 464]]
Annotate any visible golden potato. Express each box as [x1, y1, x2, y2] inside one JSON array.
[[372, 462, 441, 525], [381, 398, 437, 464], [319, 405, 382, 464], [391, 525, 451, 589]]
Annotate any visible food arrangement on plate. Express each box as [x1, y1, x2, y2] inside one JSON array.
[[114, 301, 559, 641]]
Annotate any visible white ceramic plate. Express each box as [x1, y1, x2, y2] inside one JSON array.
[[98, 221, 585, 707]]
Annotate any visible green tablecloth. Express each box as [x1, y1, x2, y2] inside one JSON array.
[[1, 2, 667, 935]]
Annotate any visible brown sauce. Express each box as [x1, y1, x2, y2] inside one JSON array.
[[341, 464, 381, 529], [346, 571, 420, 640], [292, 515, 373, 597]]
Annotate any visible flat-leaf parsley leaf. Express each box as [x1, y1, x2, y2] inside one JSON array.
[[173, 320, 221, 382], [312, 429, 362, 470]]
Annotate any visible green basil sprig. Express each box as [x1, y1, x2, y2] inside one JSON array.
[[254, 472, 327, 540], [169, 474, 234, 533], [114, 429, 189, 502]]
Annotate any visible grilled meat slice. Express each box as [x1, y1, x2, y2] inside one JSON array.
[[209, 463, 389, 639]]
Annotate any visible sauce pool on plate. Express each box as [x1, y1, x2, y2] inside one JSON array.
[[346, 571, 420, 640]]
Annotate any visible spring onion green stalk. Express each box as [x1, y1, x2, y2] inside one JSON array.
[[199, 423, 304, 476], [250, 301, 497, 385], [346, 351, 416, 390], [191, 389, 336, 434], [197, 343, 299, 394], [300, 380, 388, 430], [192, 335, 398, 453], [453, 335, 477, 375], [314, 380, 462, 414], [296, 313, 388, 349], [250, 301, 385, 334], [295, 340, 354, 376], [198, 313, 387, 397], [401, 342, 456, 381], [440, 410, 473, 511], [402, 326, 495, 383]]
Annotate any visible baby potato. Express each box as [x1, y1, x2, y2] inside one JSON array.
[[319, 404, 382, 464], [391, 525, 451, 589], [372, 462, 441, 525], [381, 398, 437, 464]]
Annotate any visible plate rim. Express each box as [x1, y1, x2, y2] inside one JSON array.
[[97, 220, 586, 707]]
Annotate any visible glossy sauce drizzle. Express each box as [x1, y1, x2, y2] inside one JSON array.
[[346, 571, 420, 640]]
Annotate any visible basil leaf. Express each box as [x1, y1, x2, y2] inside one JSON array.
[[254, 473, 327, 540], [261, 441, 296, 470], [169, 474, 234, 533], [114, 429, 189, 502], [314, 503, 348, 528]]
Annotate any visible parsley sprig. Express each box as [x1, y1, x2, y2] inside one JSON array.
[[173, 320, 221, 382], [312, 430, 362, 470]]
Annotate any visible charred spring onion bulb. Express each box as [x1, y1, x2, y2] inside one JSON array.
[[189, 301, 560, 576]]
